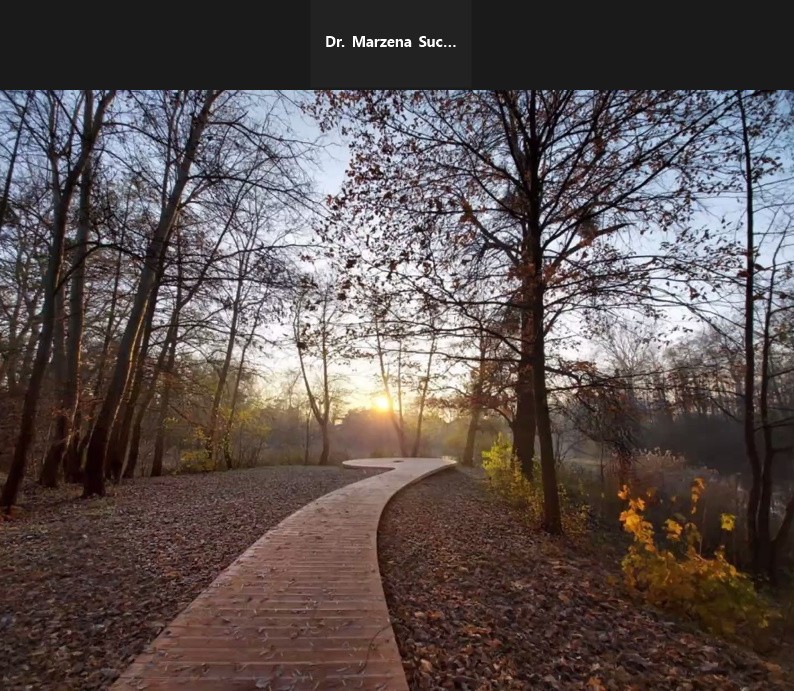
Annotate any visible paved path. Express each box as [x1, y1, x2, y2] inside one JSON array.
[[112, 457, 455, 690]]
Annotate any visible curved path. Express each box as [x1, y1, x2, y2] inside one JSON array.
[[112, 457, 455, 690]]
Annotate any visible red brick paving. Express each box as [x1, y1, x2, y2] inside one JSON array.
[[112, 458, 455, 690]]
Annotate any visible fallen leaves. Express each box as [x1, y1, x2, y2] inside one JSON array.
[[378, 470, 791, 690], [0, 465, 380, 690]]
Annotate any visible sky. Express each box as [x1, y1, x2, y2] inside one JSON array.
[[249, 103, 394, 412]]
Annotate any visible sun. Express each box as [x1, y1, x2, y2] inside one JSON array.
[[372, 394, 391, 412]]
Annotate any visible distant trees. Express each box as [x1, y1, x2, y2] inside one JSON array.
[[366, 292, 440, 458], [294, 280, 348, 465]]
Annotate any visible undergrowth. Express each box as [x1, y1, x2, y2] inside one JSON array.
[[481, 436, 588, 535], [619, 479, 776, 639], [481, 438, 782, 644]]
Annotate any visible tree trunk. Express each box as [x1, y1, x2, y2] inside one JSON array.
[[0, 93, 32, 392], [0, 92, 31, 237], [772, 497, 794, 577], [410, 338, 435, 458], [84, 90, 218, 497], [124, 419, 143, 480], [151, 412, 167, 478], [319, 424, 330, 466], [151, 370, 173, 478], [221, 322, 257, 471], [374, 318, 409, 456], [527, 90, 561, 534], [304, 412, 311, 465], [510, 202, 539, 474], [389, 417, 407, 457], [295, 290, 335, 466], [149, 236, 186, 479], [123, 402, 150, 480], [63, 408, 83, 482], [2, 286, 24, 392], [60, 143, 93, 483], [39, 287, 67, 487], [463, 331, 488, 468], [18, 320, 40, 389], [462, 406, 481, 467], [90, 227, 124, 406], [532, 288, 562, 534], [151, 325, 178, 478], [107, 260, 164, 483], [206, 291, 241, 468], [514, 306, 536, 478], [737, 91, 767, 574], [2, 195, 67, 508]]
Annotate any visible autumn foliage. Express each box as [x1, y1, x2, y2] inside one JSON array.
[[482, 437, 588, 535], [619, 480, 774, 638]]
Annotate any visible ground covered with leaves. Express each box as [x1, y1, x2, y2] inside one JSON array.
[[0, 465, 380, 690], [379, 469, 791, 690]]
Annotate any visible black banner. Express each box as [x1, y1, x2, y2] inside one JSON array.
[[2, 1, 790, 87]]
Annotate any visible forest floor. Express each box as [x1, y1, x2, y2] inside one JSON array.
[[379, 468, 793, 691], [0, 465, 381, 691]]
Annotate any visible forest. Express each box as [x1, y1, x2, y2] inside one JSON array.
[[1, 90, 793, 587]]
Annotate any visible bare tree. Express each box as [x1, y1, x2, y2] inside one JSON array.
[[83, 90, 221, 496], [2, 90, 115, 509], [294, 281, 344, 465], [317, 90, 730, 532]]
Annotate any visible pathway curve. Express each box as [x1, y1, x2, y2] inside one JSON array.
[[112, 457, 455, 690]]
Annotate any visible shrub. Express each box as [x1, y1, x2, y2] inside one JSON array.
[[481, 436, 588, 535], [177, 449, 215, 474], [618, 478, 774, 638], [562, 450, 751, 564]]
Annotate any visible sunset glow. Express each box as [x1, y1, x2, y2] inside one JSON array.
[[372, 394, 391, 412]]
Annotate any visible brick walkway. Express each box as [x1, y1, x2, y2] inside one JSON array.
[[112, 458, 455, 690]]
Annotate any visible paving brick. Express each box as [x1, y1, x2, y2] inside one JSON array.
[[112, 458, 454, 690]]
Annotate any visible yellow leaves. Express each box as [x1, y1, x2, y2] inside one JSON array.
[[618, 482, 773, 640], [178, 449, 215, 474], [690, 477, 705, 513], [619, 499, 655, 552], [720, 513, 736, 532], [620, 510, 641, 534], [481, 437, 588, 535], [664, 518, 683, 542]]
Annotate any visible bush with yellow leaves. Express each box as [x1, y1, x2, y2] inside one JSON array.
[[481, 436, 588, 535], [619, 478, 774, 638], [177, 449, 215, 474], [175, 428, 215, 474]]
